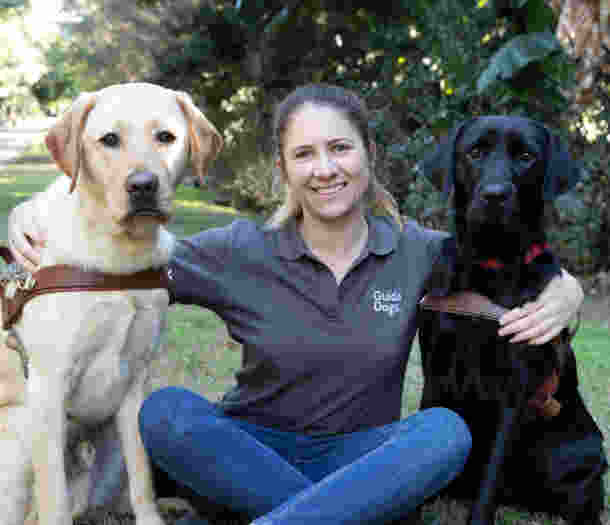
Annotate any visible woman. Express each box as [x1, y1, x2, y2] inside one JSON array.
[[8, 84, 583, 525]]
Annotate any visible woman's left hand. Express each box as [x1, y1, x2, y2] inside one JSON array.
[[498, 270, 584, 345]]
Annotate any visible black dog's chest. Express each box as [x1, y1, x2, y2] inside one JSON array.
[[467, 263, 545, 309], [419, 246, 562, 407], [420, 309, 557, 406]]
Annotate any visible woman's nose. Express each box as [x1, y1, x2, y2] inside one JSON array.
[[312, 152, 337, 177]]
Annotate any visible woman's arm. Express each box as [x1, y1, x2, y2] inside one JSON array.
[[498, 270, 583, 345]]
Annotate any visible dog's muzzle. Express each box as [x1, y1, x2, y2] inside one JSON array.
[[471, 180, 518, 223], [125, 171, 167, 221], [480, 181, 513, 206]]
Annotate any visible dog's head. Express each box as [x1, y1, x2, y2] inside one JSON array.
[[422, 116, 580, 257], [45, 82, 223, 239]]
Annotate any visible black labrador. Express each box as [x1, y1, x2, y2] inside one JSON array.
[[418, 116, 607, 525]]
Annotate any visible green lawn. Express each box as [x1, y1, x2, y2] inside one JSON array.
[[1, 162, 608, 524]]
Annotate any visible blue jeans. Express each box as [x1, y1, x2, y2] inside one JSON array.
[[139, 387, 471, 524]]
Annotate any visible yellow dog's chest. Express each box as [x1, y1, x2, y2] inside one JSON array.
[[15, 288, 169, 422]]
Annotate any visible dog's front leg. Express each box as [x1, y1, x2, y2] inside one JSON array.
[[0, 334, 26, 407], [28, 365, 71, 525], [469, 402, 521, 525], [117, 368, 165, 525]]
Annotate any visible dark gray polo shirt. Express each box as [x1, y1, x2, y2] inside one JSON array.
[[168, 215, 447, 435]]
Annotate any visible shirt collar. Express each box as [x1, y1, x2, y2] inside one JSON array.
[[270, 213, 399, 261]]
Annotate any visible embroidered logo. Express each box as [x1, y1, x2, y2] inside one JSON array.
[[373, 288, 402, 318]]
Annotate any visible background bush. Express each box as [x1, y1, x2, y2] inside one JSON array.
[[23, 0, 610, 274]]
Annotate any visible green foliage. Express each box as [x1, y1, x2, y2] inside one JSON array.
[[30, 71, 70, 108], [0, 0, 25, 7], [477, 31, 560, 92], [33, 0, 610, 271], [354, 0, 610, 272], [0, 0, 26, 14], [30, 38, 92, 111], [0, 0, 37, 107], [224, 157, 280, 215], [158, 33, 215, 77], [562, 138, 610, 273]]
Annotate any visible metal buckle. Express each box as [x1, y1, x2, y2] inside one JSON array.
[[0, 263, 37, 299]]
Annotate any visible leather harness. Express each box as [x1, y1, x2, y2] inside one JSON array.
[[419, 290, 564, 420], [0, 245, 171, 377]]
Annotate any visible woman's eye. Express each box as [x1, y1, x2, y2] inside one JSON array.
[[99, 132, 120, 148], [294, 149, 312, 160], [157, 130, 176, 144], [331, 142, 351, 153]]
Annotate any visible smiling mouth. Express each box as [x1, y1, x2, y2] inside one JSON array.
[[311, 182, 347, 195]]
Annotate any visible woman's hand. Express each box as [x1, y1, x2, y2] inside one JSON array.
[[498, 271, 583, 345], [7, 199, 46, 272]]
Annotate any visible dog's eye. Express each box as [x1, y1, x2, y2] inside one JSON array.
[[467, 147, 484, 160], [156, 131, 176, 144], [517, 151, 535, 162], [100, 132, 120, 148]]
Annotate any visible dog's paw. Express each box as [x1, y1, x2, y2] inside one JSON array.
[[121, 502, 163, 525], [135, 512, 165, 525], [74, 509, 134, 525], [156, 498, 196, 523]]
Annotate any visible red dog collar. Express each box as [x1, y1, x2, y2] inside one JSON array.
[[478, 242, 550, 270]]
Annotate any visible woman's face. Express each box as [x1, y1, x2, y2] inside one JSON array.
[[279, 103, 373, 228]]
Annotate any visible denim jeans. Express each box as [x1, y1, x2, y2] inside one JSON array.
[[139, 386, 471, 525]]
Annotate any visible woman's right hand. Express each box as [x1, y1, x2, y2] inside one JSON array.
[[7, 199, 46, 272]]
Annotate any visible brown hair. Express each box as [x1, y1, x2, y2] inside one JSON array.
[[266, 83, 403, 230]]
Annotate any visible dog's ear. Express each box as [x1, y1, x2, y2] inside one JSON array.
[[421, 119, 473, 200], [542, 126, 581, 200], [45, 92, 96, 193], [176, 92, 223, 184]]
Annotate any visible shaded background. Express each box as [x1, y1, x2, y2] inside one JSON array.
[[1, 0, 609, 278]]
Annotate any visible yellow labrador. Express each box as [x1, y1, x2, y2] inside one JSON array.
[[0, 83, 222, 525]]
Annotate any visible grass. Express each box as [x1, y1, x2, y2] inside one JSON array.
[[0, 164, 59, 236], [1, 161, 608, 524], [573, 322, 610, 444]]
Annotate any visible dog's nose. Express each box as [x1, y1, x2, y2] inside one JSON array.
[[481, 183, 512, 204], [126, 171, 159, 197]]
